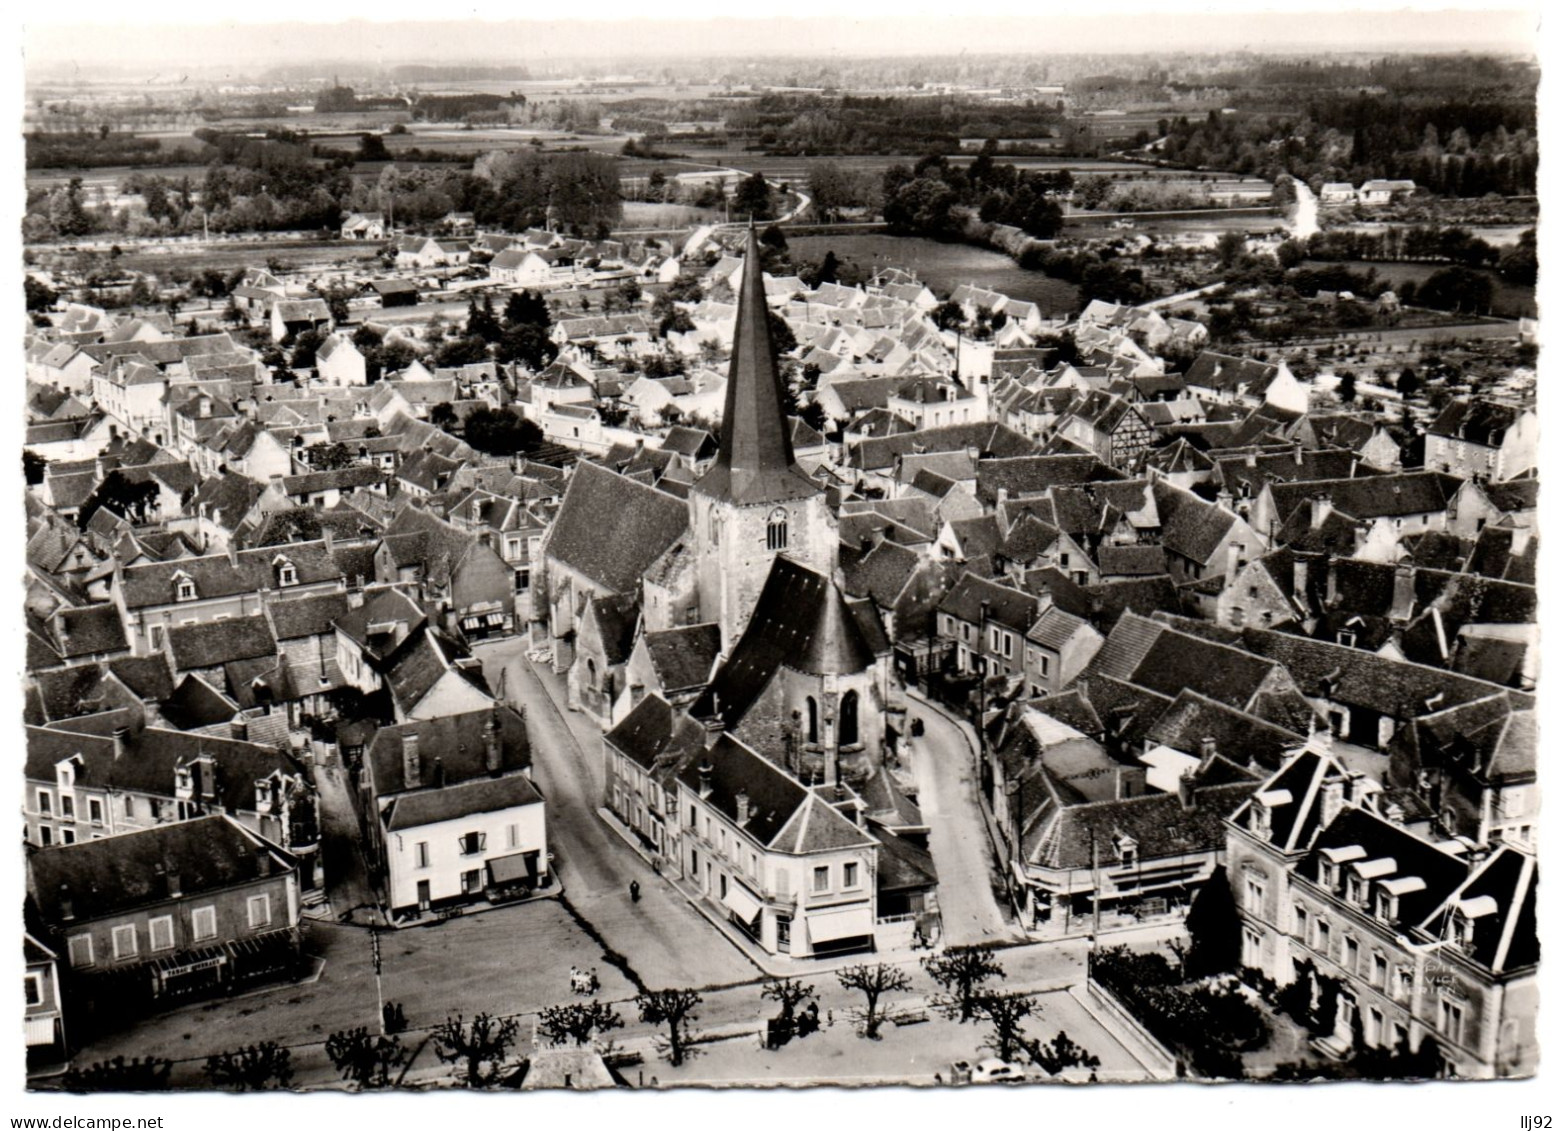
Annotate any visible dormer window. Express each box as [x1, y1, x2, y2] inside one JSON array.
[[174, 574, 197, 602], [274, 557, 298, 587], [1375, 889, 1399, 923], [1115, 835, 1137, 867]]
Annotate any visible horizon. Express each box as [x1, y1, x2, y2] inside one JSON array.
[[21, 10, 1541, 76]]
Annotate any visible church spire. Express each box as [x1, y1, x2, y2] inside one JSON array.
[[694, 223, 818, 505]]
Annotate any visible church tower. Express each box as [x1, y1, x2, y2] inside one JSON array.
[[690, 224, 836, 647]]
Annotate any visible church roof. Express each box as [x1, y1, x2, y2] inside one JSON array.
[[692, 557, 878, 729], [694, 225, 819, 506]]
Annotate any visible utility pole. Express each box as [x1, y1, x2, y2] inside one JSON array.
[[1091, 828, 1102, 939], [371, 929, 385, 1034]]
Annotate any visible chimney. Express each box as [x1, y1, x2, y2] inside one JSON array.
[[697, 759, 714, 799], [1319, 776, 1346, 828], [430, 756, 446, 788], [197, 752, 219, 803], [1310, 494, 1331, 530], [58, 884, 74, 922], [1198, 736, 1217, 762], [1244, 451, 1257, 469], [1292, 557, 1309, 606], [1176, 771, 1196, 810], [485, 708, 503, 774], [734, 790, 750, 827], [1325, 555, 1340, 606], [231, 719, 248, 742], [227, 540, 240, 567], [402, 731, 422, 789], [1390, 561, 1416, 621], [256, 847, 273, 877], [322, 526, 335, 555], [1293, 439, 1304, 466], [167, 870, 182, 899]]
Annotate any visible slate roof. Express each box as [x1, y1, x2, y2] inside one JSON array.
[[166, 616, 278, 672], [604, 694, 709, 778], [1428, 399, 1527, 446], [268, 591, 353, 641], [366, 706, 530, 798], [384, 772, 542, 832], [937, 572, 1040, 634], [28, 816, 294, 925], [643, 624, 722, 694], [545, 462, 688, 596], [53, 604, 129, 659], [27, 719, 301, 818], [1418, 845, 1537, 974], [693, 558, 879, 729]]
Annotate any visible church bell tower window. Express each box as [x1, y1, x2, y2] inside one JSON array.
[[766, 508, 789, 552]]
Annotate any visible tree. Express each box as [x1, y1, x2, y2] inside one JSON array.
[[617, 278, 643, 307], [1336, 369, 1358, 404], [1183, 866, 1242, 979], [973, 990, 1036, 1063], [464, 406, 543, 457], [1030, 1030, 1101, 1077], [466, 295, 503, 343], [1215, 231, 1248, 270], [291, 328, 327, 370], [432, 1012, 520, 1088], [767, 311, 797, 355], [537, 1000, 624, 1048], [636, 988, 702, 1067], [62, 1056, 172, 1092], [931, 300, 965, 332], [504, 289, 551, 329], [202, 1042, 294, 1091], [760, 977, 816, 1022], [923, 946, 1004, 1022], [433, 334, 492, 368], [304, 441, 356, 471], [77, 470, 159, 529], [835, 963, 912, 1040], [1396, 366, 1421, 398], [733, 172, 774, 220], [24, 276, 57, 311], [496, 322, 558, 371], [23, 449, 47, 486], [324, 1027, 407, 1090], [429, 402, 459, 431], [254, 508, 324, 547]]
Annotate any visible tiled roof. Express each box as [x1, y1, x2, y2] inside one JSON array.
[[28, 816, 293, 925], [384, 772, 542, 832], [545, 462, 688, 596]]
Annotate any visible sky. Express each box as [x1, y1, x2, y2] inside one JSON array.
[[17, 4, 1543, 73]]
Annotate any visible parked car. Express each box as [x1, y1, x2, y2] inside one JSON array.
[[971, 1059, 1025, 1084]]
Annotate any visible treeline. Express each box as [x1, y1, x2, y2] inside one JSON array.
[[737, 94, 1063, 156], [25, 129, 207, 170], [1297, 226, 1536, 282], [880, 152, 1065, 241], [1156, 92, 1536, 197]]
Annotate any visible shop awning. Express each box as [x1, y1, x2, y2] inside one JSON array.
[[487, 852, 535, 886], [24, 1015, 57, 1046], [721, 884, 763, 923], [460, 616, 484, 630], [806, 904, 875, 944]]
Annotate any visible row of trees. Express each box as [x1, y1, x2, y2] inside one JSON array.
[[881, 152, 1065, 242]]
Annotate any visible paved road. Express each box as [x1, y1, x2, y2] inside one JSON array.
[[906, 695, 1023, 948], [313, 756, 379, 922], [475, 642, 761, 991]]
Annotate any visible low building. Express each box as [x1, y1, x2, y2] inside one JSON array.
[[25, 816, 303, 1035]]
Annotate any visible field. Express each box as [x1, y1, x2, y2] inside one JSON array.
[[787, 233, 1079, 312], [1301, 259, 1535, 319], [30, 238, 386, 280]]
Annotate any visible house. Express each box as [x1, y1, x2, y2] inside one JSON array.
[[1184, 351, 1308, 414], [341, 212, 387, 240], [366, 278, 420, 308], [24, 931, 67, 1064], [935, 573, 1041, 681], [315, 333, 368, 387], [361, 707, 547, 920], [998, 709, 1259, 937], [490, 248, 558, 287], [603, 693, 709, 863], [1319, 183, 1357, 205], [1055, 391, 1154, 471], [26, 815, 303, 1033], [1357, 179, 1417, 206], [270, 299, 333, 344], [1022, 605, 1104, 698], [1425, 400, 1537, 481], [395, 236, 472, 269], [675, 732, 881, 959], [1227, 747, 1536, 1078]]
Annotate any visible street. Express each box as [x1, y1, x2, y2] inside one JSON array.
[[474, 639, 763, 990], [906, 694, 1022, 947]]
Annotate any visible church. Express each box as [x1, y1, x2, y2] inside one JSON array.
[[540, 224, 901, 783]]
